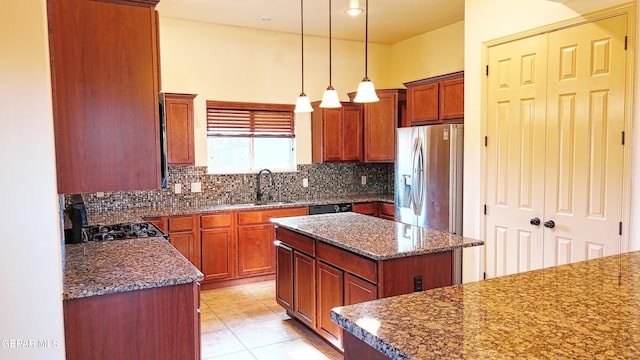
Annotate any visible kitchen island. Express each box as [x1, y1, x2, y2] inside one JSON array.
[[331, 251, 640, 359], [63, 238, 203, 360], [271, 212, 483, 349]]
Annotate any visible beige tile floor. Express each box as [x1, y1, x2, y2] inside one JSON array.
[[200, 280, 344, 360]]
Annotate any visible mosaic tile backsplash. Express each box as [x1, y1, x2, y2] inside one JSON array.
[[65, 163, 393, 212]]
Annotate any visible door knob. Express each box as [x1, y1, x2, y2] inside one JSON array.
[[530, 217, 541, 226], [543, 220, 555, 229]]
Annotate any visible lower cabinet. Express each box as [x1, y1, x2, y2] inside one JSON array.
[[294, 251, 316, 328], [352, 201, 395, 220], [238, 224, 276, 276], [64, 282, 200, 360], [275, 226, 452, 350], [168, 214, 201, 270], [201, 212, 235, 281]]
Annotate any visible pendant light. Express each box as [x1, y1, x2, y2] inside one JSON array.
[[294, 0, 313, 113], [320, 0, 341, 108], [353, 0, 379, 103]]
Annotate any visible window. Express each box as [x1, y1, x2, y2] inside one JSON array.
[[206, 101, 296, 173]]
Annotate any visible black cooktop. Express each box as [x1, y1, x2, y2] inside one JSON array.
[[81, 222, 167, 242]]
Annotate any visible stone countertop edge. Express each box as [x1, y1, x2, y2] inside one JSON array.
[[85, 194, 393, 226], [329, 251, 640, 360], [270, 212, 484, 261], [63, 237, 204, 300]]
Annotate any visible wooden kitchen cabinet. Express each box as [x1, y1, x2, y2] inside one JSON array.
[[352, 202, 376, 216], [143, 216, 168, 233], [377, 202, 395, 220], [404, 71, 464, 127], [349, 89, 406, 162], [275, 226, 453, 349], [311, 101, 364, 162], [47, 0, 162, 193], [275, 243, 294, 312], [201, 212, 235, 281], [169, 214, 201, 270], [237, 207, 308, 277], [64, 282, 200, 360], [294, 251, 317, 329], [316, 261, 344, 348], [165, 93, 197, 165]]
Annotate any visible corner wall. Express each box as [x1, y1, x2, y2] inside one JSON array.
[[0, 1, 65, 359]]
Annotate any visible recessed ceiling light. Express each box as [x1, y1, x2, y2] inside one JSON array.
[[345, 8, 363, 16], [260, 16, 272, 22]]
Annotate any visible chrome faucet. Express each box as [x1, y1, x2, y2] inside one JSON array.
[[256, 168, 275, 203]]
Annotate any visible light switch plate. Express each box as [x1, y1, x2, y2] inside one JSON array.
[[361, 175, 367, 185], [302, 178, 309, 188], [174, 183, 182, 194], [191, 182, 202, 193], [96, 192, 105, 198]]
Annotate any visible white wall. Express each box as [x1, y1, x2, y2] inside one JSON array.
[[0, 1, 65, 359], [463, 0, 635, 282]]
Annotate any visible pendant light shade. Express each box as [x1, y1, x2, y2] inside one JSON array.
[[294, 0, 313, 113], [320, 0, 342, 108], [353, 0, 379, 103]]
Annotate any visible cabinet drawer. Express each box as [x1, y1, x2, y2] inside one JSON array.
[[316, 242, 377, 284], [275, 227, 315, 257], [378, 202, 394, 218], [169, 215, 196, 232], [238, 207, 308, 225], [201, 212, 233, 229], [352, 202, 376, 215]]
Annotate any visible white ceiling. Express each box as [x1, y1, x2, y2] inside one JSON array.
[[156, 0, 465, 44]]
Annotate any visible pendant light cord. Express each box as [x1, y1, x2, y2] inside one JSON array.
[[328, 0, 333, 87], [300, 0, 305, 94], [364, 0, 369, 80]]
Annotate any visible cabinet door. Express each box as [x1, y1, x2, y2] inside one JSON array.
[[294, 251, 316, 329], [237, 224, 275, 276], [275, 243, 294, 312], [165, 93, 196, 165], [377, 202, 395, 220], [323, 108, 343, 162], [170, 232, 195, 263], [342, 104, 363, 161], [48, 0, 161, 193], [201, 228, 235, 281], [364, 91, 400, 162], [345, 273, 377, 305], [316, 262, 344, 349], [407, 82, 439, 125], [439, 76, 464, 120]]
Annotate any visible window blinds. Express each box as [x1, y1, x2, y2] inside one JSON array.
[[206, 101, 295, 138]]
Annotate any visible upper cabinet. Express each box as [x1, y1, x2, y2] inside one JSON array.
[[348, 89, 406, 162], [311, 102, 363, 163], [48, 0, 161, 194], [403, 71, 464, 127], [165, 93, 197, 165]]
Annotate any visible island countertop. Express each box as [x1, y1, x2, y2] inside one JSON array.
[[271, 212, 483, 261], [64, 237, 204, 300], [331, 251, 640, 359]]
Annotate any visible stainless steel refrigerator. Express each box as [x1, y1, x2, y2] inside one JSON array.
[[395, 124, 464, 282]]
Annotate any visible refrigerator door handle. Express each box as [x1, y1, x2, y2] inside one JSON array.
[[411, 137, 424, 216]]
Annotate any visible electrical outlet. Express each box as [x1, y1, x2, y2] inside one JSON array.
[[96, 192, 105, 198], [191, 182, 201, 193], [413, 276, 423, 292], [174, 183, 182, 194], [361, 175, 367, 185], [302, 178, 309, 188]]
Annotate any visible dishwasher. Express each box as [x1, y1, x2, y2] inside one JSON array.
[[308, 203, 352, 215]]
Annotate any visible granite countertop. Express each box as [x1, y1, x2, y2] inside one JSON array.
[[85, 194, 393, 226], [331, 251, 640, 359], [271, 212, 483, 261], [63, 237, 204, 300]]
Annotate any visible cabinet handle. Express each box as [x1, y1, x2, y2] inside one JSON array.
[[543, 220, 555, 229], [530, 217, 541, 226]]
